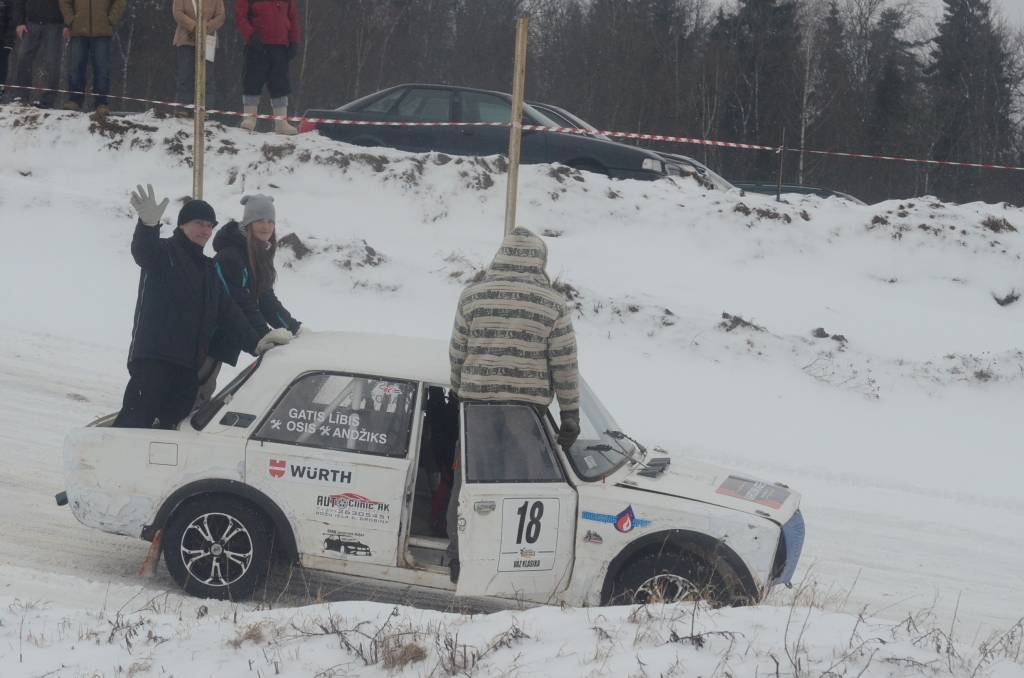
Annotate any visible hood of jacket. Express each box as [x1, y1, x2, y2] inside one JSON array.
[[213, 220, 247, 256], [482, 226, 550, 286]]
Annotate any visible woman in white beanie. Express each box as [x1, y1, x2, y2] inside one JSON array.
[[199, 193, 303, 403]]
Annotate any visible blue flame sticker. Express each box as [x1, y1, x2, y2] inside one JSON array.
[[581, 505, 651, 533]]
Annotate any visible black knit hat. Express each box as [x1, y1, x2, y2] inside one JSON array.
[[177, 200, 218, 227]]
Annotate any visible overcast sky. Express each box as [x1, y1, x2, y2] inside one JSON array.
[[715, 1, 1023, 28], [926, 0, 1024, 27]]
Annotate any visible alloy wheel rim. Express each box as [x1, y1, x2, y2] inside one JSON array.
[[634, 573, 699, 604], [180, 512, 254, 588]]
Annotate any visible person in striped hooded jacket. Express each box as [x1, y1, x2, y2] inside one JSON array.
[[446, 226, 580, 582]]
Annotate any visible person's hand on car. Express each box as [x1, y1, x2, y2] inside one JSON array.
[[256, 328, 292, 354], [557, 410, 580, 451]]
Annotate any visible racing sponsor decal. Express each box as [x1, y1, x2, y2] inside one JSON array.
[[498, 498, 559, 572], [267, 458, 353, 485], [321, 529, 373, 558], [269, 409, 390, 446], [315, 493, 393, 526], [715, 475, 791, 510], [254, 374, 415, 457], [583, 530, 604, 545], [581, 505, 651, 533]]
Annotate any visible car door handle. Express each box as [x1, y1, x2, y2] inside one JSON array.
[[473, 500, 496, 514]]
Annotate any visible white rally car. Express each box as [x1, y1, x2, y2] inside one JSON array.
[[59, 332, 805, 606]]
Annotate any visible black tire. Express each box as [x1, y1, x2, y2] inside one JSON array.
[[162, 496, 270, 600], [567, 159, 608, 176], [607, 549, 730, 607], [350, 135, 383, 148]]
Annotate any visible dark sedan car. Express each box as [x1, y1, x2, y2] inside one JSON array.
[[529, 102, 737, 192], [733, 182, 868, 205], [300, 84, 668, 180]]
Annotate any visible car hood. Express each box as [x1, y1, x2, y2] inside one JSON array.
[[615, 456, 800, 524]]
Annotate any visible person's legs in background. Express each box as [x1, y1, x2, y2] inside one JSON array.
[[90, 36, 111, 110], [174, 44, 195, 109], [66, 36, 87, 110]]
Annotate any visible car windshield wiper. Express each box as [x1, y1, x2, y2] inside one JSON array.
[[598, 429, 651, 468], [606, 430, 671, 477], [606, 430, 647, 458]]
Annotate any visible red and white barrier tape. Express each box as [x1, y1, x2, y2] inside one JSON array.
[[4, 83, 1023, 172]]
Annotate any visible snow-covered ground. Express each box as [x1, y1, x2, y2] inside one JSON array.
[[1, 104, 1022, 676]]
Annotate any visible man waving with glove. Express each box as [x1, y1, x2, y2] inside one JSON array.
[[113, 185, 291, 429]]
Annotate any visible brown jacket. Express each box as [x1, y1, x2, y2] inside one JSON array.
[[59, 0, 126, 36], [172, 0, 224, 47]]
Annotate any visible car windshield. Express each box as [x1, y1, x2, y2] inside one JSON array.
[[552, 379, 641, 481], [532, 104, 610, 140]]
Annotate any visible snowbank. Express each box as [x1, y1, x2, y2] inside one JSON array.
[[1, 103, 1022, 674]]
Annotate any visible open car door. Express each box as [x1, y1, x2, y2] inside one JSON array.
[[455, 403, 577, 601]]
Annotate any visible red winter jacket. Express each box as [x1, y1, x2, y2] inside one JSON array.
[[235, 0, 297, 46]]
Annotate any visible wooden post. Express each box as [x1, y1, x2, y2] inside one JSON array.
[[192, 0, 207, 200], [503, 16, 529, 237], [775, 127, 786, 203]]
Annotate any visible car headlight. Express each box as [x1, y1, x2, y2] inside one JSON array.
[[642, 158, 665, 173]]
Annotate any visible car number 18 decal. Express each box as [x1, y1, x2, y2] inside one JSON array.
[[498, 498, 559, 572]]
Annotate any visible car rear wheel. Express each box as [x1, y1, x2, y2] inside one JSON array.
[[567, 159, 608, 176], [608, 550, 728, 606], [162, 496, 270, 600], [350, 135, 384, 148]]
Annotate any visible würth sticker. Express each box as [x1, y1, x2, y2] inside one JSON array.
[[266, 458, 353, 485]]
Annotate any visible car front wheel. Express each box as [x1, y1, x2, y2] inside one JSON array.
[[162, 496, 270, 600], [608, 550, 729, 606]]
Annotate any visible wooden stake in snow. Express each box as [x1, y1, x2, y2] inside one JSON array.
[[503, 16, 529, 237], [138, 529, 163, 577], [192, 0, 207, 200]]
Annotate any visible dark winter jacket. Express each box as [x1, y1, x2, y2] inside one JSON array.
[[13, 0, 64, 26], [235, 0, 298, 46], [208, 221, 300, 366], [1, 0, 14, 48], [59, 0, 126, 37], [127, 222, 261, 371]]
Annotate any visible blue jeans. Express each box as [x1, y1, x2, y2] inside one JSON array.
[[68, 36, 111, 107], [175, 46, 216, 109]]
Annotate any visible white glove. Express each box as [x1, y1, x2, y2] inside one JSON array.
[[256, 327, 292, 354], [131, 184, 169, 227], [296, 325, 310, 336]]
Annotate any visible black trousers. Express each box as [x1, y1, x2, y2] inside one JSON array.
[[113, 359, 199, 429], [242, 43, 290, 99], [0, 47, 10, 94]]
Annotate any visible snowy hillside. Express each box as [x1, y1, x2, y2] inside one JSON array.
[[1, 105, 1022, 676]]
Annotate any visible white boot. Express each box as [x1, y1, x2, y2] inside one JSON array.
[[240, 104, 257, 132], [273, 106, 298, 136]]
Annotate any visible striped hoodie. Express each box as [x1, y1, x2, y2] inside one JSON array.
[[449, 227, 579, 410]]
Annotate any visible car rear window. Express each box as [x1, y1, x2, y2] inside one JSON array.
[[359, 88, 405, 114], [191, 358, 262, 431], [253, 372, 417, 458]]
